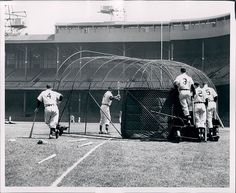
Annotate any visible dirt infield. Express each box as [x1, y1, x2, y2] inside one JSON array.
[[4, 122, 230, 187]]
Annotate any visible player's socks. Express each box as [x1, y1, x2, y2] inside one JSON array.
[[99, 125, 103, 134], [105, 124, 109, 134]]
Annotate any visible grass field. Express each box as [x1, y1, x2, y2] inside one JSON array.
[[4, 121, 230, 188]]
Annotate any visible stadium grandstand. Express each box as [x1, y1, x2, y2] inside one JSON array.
[[5, 14, 230, 126]]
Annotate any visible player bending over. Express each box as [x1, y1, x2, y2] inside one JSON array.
[[99, 87, 120, 134], [34, 84, 63, 139]]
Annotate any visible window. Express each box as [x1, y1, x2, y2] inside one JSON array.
[[183, 24, 190, 30], [6, 53, 16, 68]]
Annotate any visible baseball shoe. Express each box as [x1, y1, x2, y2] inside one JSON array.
[[49, 134, 53, 139], [104, 130, 110, 134], [99, 131, 104, 134], [55, 130, 59, 139]]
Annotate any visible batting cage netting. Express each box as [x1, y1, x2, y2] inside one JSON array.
[[48, 50, 217, 140]]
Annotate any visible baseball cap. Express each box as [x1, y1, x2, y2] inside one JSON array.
[[180, 68, 186, 73], [46, 84, 52, 89]]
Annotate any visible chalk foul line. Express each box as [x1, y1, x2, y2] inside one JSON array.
[[51, 138, 111, 187]]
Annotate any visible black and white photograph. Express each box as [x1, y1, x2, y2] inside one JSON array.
[[0, 1, 235, 193]]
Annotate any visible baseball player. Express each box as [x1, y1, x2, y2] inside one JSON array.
[[202, 82, 218, 137], [34, 84, 63, 139], [174, 67, 195, 124], [99, 87, 120, 134], [193, 82, 207, 140]]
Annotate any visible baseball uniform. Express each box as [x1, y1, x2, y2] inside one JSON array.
[[37, 88, 62, 129], [202, 85, 218, 129], [100, 91, 113, 126], [193, 87, 207, 128], [174, 72, 194, 116]]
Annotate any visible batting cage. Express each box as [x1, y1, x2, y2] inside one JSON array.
[[53, 50, 219, 140]]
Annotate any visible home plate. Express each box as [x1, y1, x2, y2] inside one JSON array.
[[78, 142, 93, 147]]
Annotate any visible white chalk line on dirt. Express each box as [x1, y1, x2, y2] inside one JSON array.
[[50, 138, 111, 187]]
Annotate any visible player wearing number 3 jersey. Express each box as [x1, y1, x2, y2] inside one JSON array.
[[34, 84, 63, 139], [174, 68, 195, 122]]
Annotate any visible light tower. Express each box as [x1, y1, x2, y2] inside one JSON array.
[[5, 5, 27, 36], [98, 5, 126, 21]]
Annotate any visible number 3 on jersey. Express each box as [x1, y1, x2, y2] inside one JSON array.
[[47, 93, 51, 99], [183, 78, 187, 85]]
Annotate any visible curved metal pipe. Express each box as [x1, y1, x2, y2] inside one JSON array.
[[93, 57, 137, 89], [56, 56, 107, 90]]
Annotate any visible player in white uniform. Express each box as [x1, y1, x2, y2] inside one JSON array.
[[202, 82, 218, 137], [193, 82, 207, 140], [99, 87, 120, 134], [174, 68, 195, 124], [34, 84, 63, 139]]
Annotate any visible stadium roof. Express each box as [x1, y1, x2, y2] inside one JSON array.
[[55, 14, 230, 27], [5, 34, 55, 42], [55, 21, 171, 27], [5, 13, 229, 43]]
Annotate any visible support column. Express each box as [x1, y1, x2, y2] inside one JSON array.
[[168, 43, 171, 60], [201, 40, 205, 71], [79, 45, 83, 73], [78, 46, 83, 123], [168, 24, 171, 60], [171, 41, 174, 61], [160, 22, 163, 60], [122, 43, 126, 80], [122, 42, 126, 56], [23, 91, 26, 116], [56, 45, 60, 79], [24, 45, 28, 81]]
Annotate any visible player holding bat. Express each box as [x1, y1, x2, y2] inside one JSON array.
[[99, 86, 121, 134], [34, 84, 63, 139]]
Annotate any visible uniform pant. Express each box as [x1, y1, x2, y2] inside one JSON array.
[[194, 103, 206, 128], [44, 105, 59, 129], [100, 105, 111, 126], [179, 90, 192, 116], [207, 101, 216, 128]]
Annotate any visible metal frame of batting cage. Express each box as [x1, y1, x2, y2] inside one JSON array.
[[52, 50, 223, 140], [53, 50, 131, 138], [52, 50, 167, 138]]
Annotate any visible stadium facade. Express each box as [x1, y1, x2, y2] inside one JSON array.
[[5, 14, 230, 126]]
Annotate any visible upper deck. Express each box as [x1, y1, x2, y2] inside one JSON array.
[[5, 14, 230, 44]]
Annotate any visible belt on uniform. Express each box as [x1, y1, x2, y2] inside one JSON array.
[[180, 89, 190, 91], [209, 100, 215, 102], [45, 104, 54, 107], [102, 104, 110, 107], [194, 102, 205, 104]]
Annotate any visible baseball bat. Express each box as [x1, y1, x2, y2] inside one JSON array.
[[205, 107, 208, 142], [216, 111, 224, 129], [29, 111, 37, 138], [191, 97, 195, 126]]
